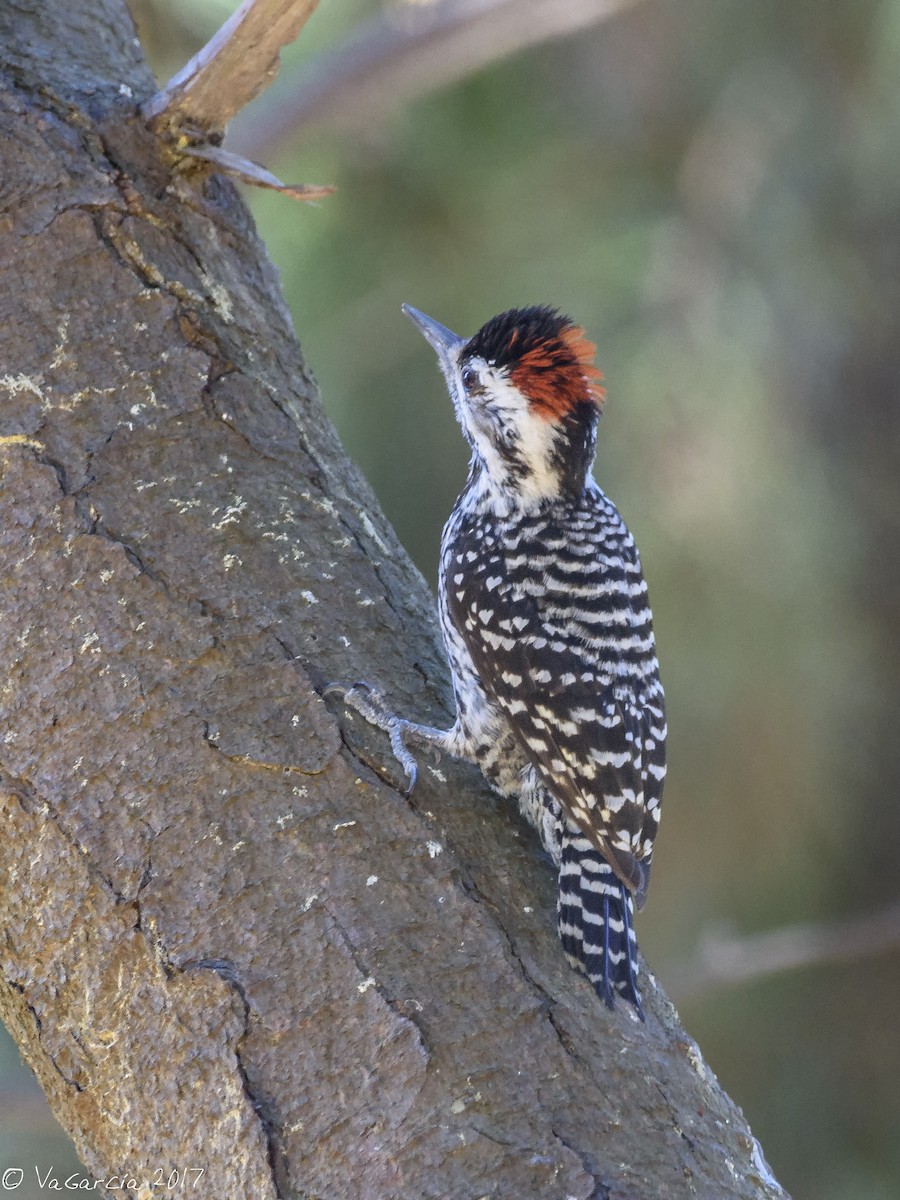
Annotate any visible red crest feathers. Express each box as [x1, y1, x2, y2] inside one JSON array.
[[510, 323, 606, 421], [464, 306, 606, 422]]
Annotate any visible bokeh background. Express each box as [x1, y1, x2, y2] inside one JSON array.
[[3, 1, 899, 1196]]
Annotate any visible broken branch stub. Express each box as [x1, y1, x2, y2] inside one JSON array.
[[144, 0, 320, 134]]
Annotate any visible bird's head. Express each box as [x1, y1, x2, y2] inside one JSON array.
[[403, 304, 606, 509]]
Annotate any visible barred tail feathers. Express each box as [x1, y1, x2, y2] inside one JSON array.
[[557, 827, 644, 1018]]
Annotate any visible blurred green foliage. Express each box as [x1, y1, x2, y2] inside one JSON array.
[[4, 1, 899, 1197]]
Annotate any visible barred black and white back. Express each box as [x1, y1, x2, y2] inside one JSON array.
[[439, 477, 665, 1015], [342, 304, 666, 1017]]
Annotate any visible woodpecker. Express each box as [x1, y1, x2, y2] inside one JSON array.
[[339, 304, 666, 1017]]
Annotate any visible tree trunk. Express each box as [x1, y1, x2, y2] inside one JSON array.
[[0, 2, 786, 1197]]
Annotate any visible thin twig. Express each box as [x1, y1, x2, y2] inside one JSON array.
[[143, 0, 319, 132], [180, 144, 334, 201], [668, 900, 900, 1001], [230, 0, 644, 159]]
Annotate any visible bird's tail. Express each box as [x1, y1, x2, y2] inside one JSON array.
[[557, 827, 644, 1018]]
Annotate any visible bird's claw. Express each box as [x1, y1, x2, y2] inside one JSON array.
[[388, 721, 419, 796], [324, 681, 391, 729], [321, 680, 371, 702], [323, 680, 421, 796]]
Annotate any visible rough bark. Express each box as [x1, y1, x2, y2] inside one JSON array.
[[0, 2, 787, 1197]]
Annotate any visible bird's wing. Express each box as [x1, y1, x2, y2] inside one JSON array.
[[446, 531, 663, 903]]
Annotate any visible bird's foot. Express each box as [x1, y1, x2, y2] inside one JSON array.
[[322, 681, 420, 795]]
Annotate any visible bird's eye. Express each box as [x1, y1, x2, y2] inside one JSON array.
[[460, 365, 479, 392]]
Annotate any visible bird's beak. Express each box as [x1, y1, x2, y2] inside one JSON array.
[[402, 304, 466, 374]]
